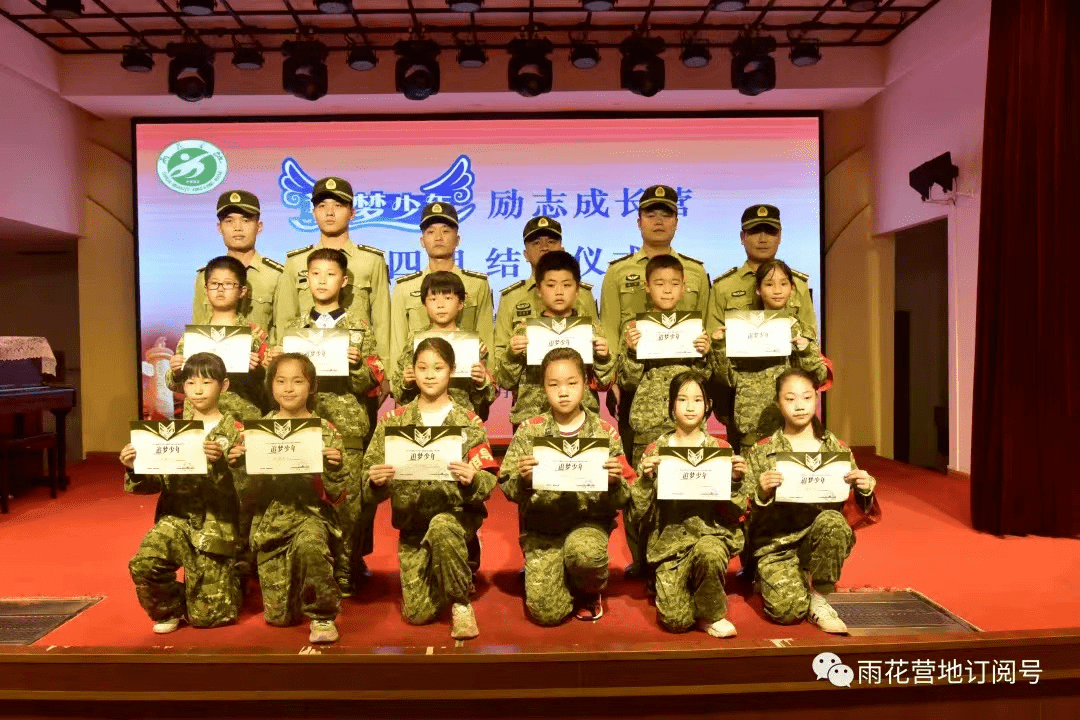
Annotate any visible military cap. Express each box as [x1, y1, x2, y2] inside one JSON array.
[[638, 185, 679, 212], [216, 189, 260, 219], [311, 176, 354, 205], [523, 215, 562, 243], [420, 201, 459, 229], [741, 204, 782, 231]]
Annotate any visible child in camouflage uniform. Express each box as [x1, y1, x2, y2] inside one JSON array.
[[230, 353, 348, 644], [120, 353, 244, 634], [633, 372, 749, 637], [494, 251, 615, 427], [500, 347, 635, 625], [365, 337, 499, 639], [265, 248, 383, 597], [747, 368, 877, 635], [167, 256, 269, 420], [390, 271, 496, 416]]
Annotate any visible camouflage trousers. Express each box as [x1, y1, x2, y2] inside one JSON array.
[[258, 516, 340, 625], [622, 442, 654, 572], [522, 524, 610, 626], [654, 534, 742, 632], [129, 520, 240, 627], [757, 510, 854, 624], [398, 513, 474, 625], [331, 446, 369, 589]]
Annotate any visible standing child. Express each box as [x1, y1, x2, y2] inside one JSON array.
[[747, 368, 877, 635], [390, 271, 496, 416], [633, 372, 748, 637], [120, 352, 244, 634], [364, 337, 499, 639], [229, 353, 348, 644], [500, 348, 635, 625]]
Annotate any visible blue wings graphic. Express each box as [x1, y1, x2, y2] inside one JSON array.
[[278, 154, 476, 233]]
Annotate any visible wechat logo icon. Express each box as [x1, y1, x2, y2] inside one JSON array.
[[157, 139, 228, 195], [813, 652, 854, 688]]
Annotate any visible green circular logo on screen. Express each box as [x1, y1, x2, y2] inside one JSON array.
[[156, 139, 228, 194]]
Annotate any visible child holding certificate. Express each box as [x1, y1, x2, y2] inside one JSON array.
[[229, 353, 348, 644], [265, 248, 384, 597], [390, 271, 496, 416], [500, 347, 635, 624], [633, 371, 749, 637], [120, 352, 244, 634], [494, 251, 614, 427], [364, 337, 499, 640], [167, 256, 269, 419], [710, 260, 830, 455], [747, 368, 876, 635]]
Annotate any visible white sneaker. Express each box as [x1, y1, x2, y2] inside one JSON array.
[[808, 593, 848, 635], [152, 617, 183, 634], [698, 618, 737, 638], [309, 619, 340, 644], [450, 603, 479, 640]]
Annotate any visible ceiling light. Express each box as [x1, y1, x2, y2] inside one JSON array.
[[457, 43, 487, 68], [581, 0, 615, 10], [178, 0, 214, 15], [231, 46, 264, 70], [713, 0, 747, 10], [731, 35, 776, 96], [789, 40, 820, 67], [45, 0, 82, 18], [844, 0, 880, 10], [447, 0, 482, 11], [167, 42, 214, 102], [508, 38, 553, 97], [121, 46, 154, 73], [283, 39, 329, 101], [315, 0, 351, 13], [620, 36, 665, 97], [347, 45, 377, 71], [570, 42, 600, 70], [680, 42, 711, 68], [395, 40, 441, 100]]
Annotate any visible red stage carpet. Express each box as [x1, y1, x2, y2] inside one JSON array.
[[1, 453, 1078, 650]]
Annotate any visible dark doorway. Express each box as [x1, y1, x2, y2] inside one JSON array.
[[894, 218, 948, 472]]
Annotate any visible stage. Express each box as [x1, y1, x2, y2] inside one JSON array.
[[1, 453, 1078, 717]]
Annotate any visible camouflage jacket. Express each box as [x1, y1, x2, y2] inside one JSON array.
[[499, 410, 635, 537], [124, 411, 245, 557], [390, 326, 496, 415], [362, 401, 499, 539], [166, 314, 270, 417], [747, 429, 876, 558], [631, 432, 750, 565]]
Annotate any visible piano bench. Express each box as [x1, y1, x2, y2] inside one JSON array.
[[0, 432, 59, 513]]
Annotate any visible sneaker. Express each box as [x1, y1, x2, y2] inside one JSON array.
[[573, 593, 604, 622], [808, 593, 848, 635], [152, 616, 183, 634], [698, 618, 737, 638], [336, 576, 354, 598], [309, 619, 340, 644], [450, 603, 479, 640]]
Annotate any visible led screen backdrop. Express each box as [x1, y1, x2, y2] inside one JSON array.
[[134, 114, 822, 439]]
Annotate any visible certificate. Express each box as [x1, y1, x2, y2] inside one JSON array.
[[183, 325, 252, 374], [414, 330, 480, 379], [526, 317, 594, 366], [244, 419, 324, 475], [384, 426, 464, 482], [657, 446, 733, 501], [775, 451, 852, 503], [635, 311, 704, 360], [724, 311, 794, 358], [282, 328, 350, 377], [130, 420, 208, 475], [531, 436, 609, 492]]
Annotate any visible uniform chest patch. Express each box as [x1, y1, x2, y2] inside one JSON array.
[[411, 290, 422, 297], [624, 273, 642, 289], [731, 290, 746, 297], [515, 301, 532, 317]]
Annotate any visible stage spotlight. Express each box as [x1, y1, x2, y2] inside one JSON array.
[[121, 46, 154, 73], [315, 0, 351, 13], [620, 36, 665, 97], [457, 43, 487, 68], [347, 45, 377, 71], [447, 0, 482, 11], [789, 41, 820, 67], [681, 42, 711, 69], [844, 0, 880, 10], [731, 35, 776, 96], [232, 47, 264, 70], [909, 152, 959, 200], [45, 0, 82, 19], [712, 0, 747, 10], [283, 40, 329, 101], [167, 42, 214, 102], [178, 0, 214, 15], [395, 40, 441, 100], [508, 38, 553, 97], [570, 42, 600, 69], [581, 0, 615, 10]]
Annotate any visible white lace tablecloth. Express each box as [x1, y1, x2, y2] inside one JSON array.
[[0, 336, 57, 376]]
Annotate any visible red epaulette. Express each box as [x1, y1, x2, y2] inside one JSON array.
[[233, 420, 244, 431], [837, 439, 850, 449], [599, 419, 621, 440], [643, 442, 657, 456], [391, 405, 409, 417], [325, 420, 342, 438], [715, 436, 732, 449], [526, 415, 546, 425], [756, 436, 773, 446], [465, 410, 484, 426]]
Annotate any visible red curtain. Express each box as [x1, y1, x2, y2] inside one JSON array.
[[971, 0, 1080, 536]]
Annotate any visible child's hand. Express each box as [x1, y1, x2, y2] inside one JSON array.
[[119, 443, 136, 470], [712, 327, 726, 341], [169, 354, 185, 373], [593, 335, 610, 360], [323, 447, 342, 469], [248, 352, 260, 372], [693, 332, 710, 355], [510, 333, 529, 357], [449, 461, 476, 486], [758, 469, 783, 499], [263, 346, 283, 367], [624, 321, 641, 351], [517, 455, 538, 483], [470, 363, 486, 387], [403, 365, 416, 385], [228, 442, 245, 465], [204, 439, 224, 463], [368, 464, 395, 487], [604, 458, 624, 485], [846, 469, 875, 494], [731, 454, 747, 480], [793, 336, 809, 352], [347, 346, 361, 364], [640, 454, 661, 477]]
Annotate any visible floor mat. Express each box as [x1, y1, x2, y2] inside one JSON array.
[[0, 597, 102, 645], [829, 589, 980, 635]]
